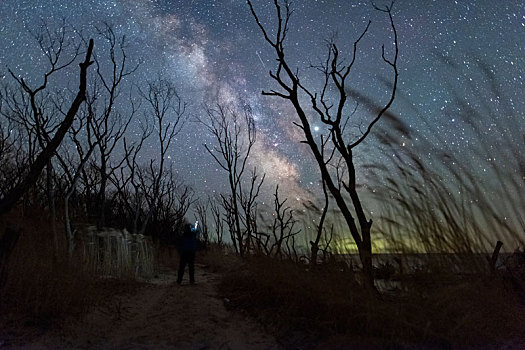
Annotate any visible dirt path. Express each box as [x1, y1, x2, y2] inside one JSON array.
[[5, 266, 281, 350]]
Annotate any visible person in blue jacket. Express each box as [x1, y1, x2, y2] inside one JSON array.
[[176, 221, 199, 285]]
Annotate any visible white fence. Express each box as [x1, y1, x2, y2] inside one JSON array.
[[82, 226, 155, 279]]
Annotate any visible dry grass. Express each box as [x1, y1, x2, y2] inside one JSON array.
[[199, 243, 241, 273], [155, 243, 238, 276], [156, 243, 180, 271], [0, 206, 140, 330], [365, 59, 524, 257], [218, 254, 525, 349], [1, 205, 523, 348]]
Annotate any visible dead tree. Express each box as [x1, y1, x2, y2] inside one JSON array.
[[3, 22, 85, 253], [0, 115, 19, 194], [110, 121, 152, 234], [54, 109, 99, 256], [0, 86, 38, 206], [0, 39, 94, 215], [309, 134, 334, 266], [200, 103, 257, 257], [209, 195, 225, 246], [220, 193, 239, 253], [310, 178, 330, 266], [248, 0, 399, 286], [136, 77, 186, 235], [0, 37, 94, 280], [268, 185, 300, 259], [149, 165, 194, 242], [239, 168, 265, 254], [87, 24, 138, 228]]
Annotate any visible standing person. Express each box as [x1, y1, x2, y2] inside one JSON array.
[[177, 221, 199, 285]]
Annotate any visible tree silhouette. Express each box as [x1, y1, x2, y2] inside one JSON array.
[[86, 23, 139, 228], [0, 39, 94, 215], [200, 103, 262, 257], [136, 77, 187, 235], [0, 35, 94, 284], [248, 0, 399, 286]]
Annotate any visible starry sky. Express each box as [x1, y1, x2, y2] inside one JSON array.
[[1, 0, 524, 238]]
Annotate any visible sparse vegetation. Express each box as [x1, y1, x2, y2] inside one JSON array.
[[1, 2, 524, 349], [0, 207, 141, 326], [218, 252, 525, 348]]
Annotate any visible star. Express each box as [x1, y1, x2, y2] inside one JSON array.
[[0, 0, 522, 248]]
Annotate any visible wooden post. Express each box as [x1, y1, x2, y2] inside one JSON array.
[[489, 240, 503, 274]]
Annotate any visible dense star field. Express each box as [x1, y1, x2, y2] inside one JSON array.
[[0, 0, 523, 237]]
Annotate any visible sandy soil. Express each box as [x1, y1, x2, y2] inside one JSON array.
[[1, 265, 281, 350]]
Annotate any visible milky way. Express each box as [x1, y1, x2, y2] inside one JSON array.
[[1, 0, 523, 223]]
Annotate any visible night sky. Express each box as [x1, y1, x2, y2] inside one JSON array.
[[1, 1, 523, 232]]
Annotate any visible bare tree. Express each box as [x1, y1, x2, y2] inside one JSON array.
[[0, 37, 94, 215], [0, 36, 94, 283], [110, 121, 152, 234], [248, 0, 399, 285], [238, 168, 265, 254], [147, 165, 194, 242], [306, 134, 334, 266], [0, 116, 18, 184], [0, 89, 31, 201], [2, 22, 86, 253], [260, 185, 301, 260], [200, 103, 258, 257], [136, 77, 186, 235], [86, 24, 139, 228], [310, 178, 330, 266], [53, 109, 99, 256], [209, 195, 225, 246]]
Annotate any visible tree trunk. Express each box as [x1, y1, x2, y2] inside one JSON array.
[[0, 40, 94, 284], [132, 191, 140, 234], [311, 178, 329, 267], [46, 161, 59, 256], [229, 177, 243, 257], [310, 242, 319, 267], [64, 193, 74, 257], [0, 224, 20, 289], [358, 223, 375, 290], [0, 39, 94, 216], [97, 170, 107, 229]]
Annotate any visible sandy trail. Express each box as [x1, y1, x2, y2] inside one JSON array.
[[4, 266, 281, 350]]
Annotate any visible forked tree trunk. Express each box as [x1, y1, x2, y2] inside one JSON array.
[[0, 39, 94, 281], [0, 39, 94, 216], [247, 0, 398, 293], [310, 178, 329, 267]]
